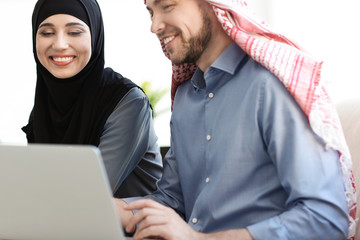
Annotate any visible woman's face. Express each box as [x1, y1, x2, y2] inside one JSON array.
[[36, 14, 91, 79]]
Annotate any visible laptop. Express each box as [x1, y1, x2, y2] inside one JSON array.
[[0, 144, 131, 240]]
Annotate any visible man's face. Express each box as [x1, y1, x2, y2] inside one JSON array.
[[146, 0, 212, 65]]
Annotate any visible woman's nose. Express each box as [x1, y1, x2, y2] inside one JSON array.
[[52, 34, 69, 50]]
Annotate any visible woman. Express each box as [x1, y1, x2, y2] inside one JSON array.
[[22, 0, 162, 198]]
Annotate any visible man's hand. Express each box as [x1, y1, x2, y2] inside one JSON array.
[[123, 199, 254, 240], [113, 198, 134, 228], [125, 199, 201, 240]]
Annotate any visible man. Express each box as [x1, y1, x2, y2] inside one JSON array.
[[115, 0, 356, 239]]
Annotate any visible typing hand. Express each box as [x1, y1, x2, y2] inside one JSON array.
[[113, 198, 134, 228], [125, 199, 200, 240]]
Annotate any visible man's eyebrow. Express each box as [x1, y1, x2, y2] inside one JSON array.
[[146, 0, 164, 10], [153, 0, 164, 5]]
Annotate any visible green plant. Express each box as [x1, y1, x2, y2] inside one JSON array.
[[140, 80, 169, 118]]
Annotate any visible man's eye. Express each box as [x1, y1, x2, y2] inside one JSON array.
[[162, 4, 174, 11]]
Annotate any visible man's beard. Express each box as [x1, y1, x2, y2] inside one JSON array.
[[170, 9, 213, 65]]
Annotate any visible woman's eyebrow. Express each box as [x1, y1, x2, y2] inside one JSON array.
[[65, 22, 86, 27], [38, 23, 54, 29], [38, 22, 85, 29]]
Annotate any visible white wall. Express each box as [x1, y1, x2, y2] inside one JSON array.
[[0, 0, 37, 144], [265, 0, 360, 102], [0, 0, 359, 145]]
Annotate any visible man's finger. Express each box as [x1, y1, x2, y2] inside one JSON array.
[[125, 206, 163, 233], [124, 199, 164, 211]]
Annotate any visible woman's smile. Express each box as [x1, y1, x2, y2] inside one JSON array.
[[50, 55, 76, 66]]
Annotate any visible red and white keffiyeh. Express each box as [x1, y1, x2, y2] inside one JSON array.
[[147, 0, 357, 238]]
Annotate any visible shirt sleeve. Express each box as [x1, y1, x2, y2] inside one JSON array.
[[123, 141, 186, 218], [247, 74, 349, 239], [147, 135, 186, 218], [98, 87, 158, 194]]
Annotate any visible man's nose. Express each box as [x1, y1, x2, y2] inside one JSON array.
[[150, 14, 165, 34]]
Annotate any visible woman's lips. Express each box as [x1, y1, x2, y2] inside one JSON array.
[[50, 56, 75, 66]]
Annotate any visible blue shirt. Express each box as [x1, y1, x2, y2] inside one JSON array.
[[148, 43, 348, 239]]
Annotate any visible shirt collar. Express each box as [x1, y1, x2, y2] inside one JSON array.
[[191, 42, 246, 90], [210, 42, 246, 75]]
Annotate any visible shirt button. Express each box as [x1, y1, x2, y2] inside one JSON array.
[[192, 218, 198, 224], [205, 177, 210, 183], [208, 92, 214, 98], [206, 135, 211, 141]]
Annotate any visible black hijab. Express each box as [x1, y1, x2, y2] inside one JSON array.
[[22, 0, 137, 146]]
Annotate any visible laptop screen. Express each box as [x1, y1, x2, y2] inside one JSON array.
[[0, 144, 127, 240]]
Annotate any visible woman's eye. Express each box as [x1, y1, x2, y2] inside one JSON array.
[[69, 31, 83, 36], [39, 31, 54, 36], [68, 29, 85, 36]]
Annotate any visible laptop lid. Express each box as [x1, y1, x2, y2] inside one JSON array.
[[0, 144, 127, 240]]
